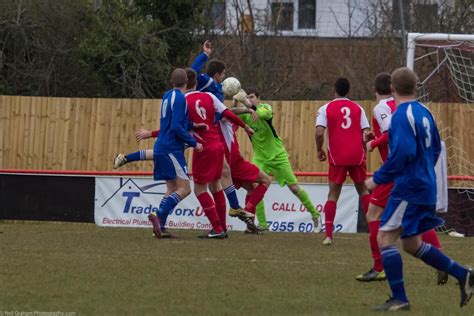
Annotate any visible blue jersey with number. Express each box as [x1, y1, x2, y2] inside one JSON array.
[[191, 52, 224, 102], [373, 100, 441, 204], [154, 89, 197, 154]]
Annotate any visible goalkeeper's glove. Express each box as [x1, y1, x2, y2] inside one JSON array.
[[233, 89, 251, 107]]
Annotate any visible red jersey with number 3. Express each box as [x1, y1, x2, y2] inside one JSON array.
[[316, 98, 370, 166], [186, 91, 227, 146]]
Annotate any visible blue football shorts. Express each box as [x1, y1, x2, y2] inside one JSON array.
[[153, 151, 189, 181], [380, 197, 445, 238]]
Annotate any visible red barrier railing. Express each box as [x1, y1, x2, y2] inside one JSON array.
[[0, 169, 473, 181]]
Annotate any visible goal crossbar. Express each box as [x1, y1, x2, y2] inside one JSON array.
[[407, 33, 474, 69]]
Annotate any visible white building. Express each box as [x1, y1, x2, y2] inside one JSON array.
[[209, 0, 453, 38]]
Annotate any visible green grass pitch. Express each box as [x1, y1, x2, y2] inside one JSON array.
[[1, 222, 472, 315]]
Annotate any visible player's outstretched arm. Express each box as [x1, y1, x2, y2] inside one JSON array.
[[135, 128, 159, 141], [221, 109, 247, 128], [230, 106, 253, 115], [233, 89, 251, 107], [202, 40, 212, 56], [191, 40, 211, 73]]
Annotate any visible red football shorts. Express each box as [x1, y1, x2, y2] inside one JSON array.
[[192, 143, 224, 184], [230, 156, 260, 188], [328, 164, 366, 185], [370, 182, 394, 208]]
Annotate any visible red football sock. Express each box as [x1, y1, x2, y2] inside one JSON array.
[[245, 192, 251, 206], [212, 190, 227, 231], [324, 200, 337, 239], [245, 184, 268, 214], [361, 194, 371, 215], [421, 229, 442, 249], [197, 192, 223, 233], [368, 220, 383, 272]]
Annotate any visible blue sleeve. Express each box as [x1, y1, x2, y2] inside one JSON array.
[[373, 112, 416, 184], [197, 74, 210, 91], [187, 118, 194, 131], [172, 95, 197, 147], [191, 52, 208, 74]]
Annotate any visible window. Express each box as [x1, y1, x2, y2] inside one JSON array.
[[298, 0, 316, 29], [210, 1, 226, 30], [392, 0, 411, 30], [271, 2, 294, 31], [413, 3, 439, 32]]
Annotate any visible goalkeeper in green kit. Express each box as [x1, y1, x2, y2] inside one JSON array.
[[232, 88, 320, 230]]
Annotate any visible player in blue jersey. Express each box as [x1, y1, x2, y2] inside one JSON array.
[[366, 67, 473, 311], [191, 40, 225, 102], [148, 68, 203, 239]]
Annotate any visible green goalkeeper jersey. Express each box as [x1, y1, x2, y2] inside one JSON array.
[[239, 103, 288, 161]]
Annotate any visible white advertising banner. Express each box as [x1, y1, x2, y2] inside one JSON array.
[[94, 177, 360, 233]]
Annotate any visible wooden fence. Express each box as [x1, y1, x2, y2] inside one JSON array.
[[1, 96, 473, 184]]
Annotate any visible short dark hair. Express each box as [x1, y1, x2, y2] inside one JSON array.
[[171, 68, 188, 88], [391, 67, 418, 96], [206, 59, 226, 77], [374, 72, 392, 95], [246, 87, 260, 98], [335, 78, 350, 96], [185, 68, 197, 90]]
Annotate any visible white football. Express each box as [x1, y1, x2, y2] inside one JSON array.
[[222, 77, 241, 96]]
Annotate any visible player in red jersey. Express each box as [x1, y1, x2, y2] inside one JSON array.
[[185, 68, 254, 238], [356, 73, 446, 283], [315, 78, 371, 245]]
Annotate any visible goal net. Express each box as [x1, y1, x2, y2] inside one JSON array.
[[407, 33, 474, 236]]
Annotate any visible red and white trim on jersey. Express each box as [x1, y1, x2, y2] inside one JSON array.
[[219, 119, 235, 153], [373, 97, 396, 134], [371, 97, 396, 161]]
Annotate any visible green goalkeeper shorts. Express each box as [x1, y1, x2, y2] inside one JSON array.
[[253, 152, 297, 187]]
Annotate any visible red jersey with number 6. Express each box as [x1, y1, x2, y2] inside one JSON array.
[[186, 91, 227, 146], [316, 97, 370, 166]]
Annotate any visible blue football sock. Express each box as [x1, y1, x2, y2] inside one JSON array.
[[125, 150, 147, 162], [381, 245, 408, 303], [415, 242, 468, 281], [224, 185, 241, 209], [153, 197, 167, 223], [158, 197, 168, 212], [157, 192, 181, 227]]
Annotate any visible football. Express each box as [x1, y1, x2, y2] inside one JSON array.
[[222, 77, 241, 96]]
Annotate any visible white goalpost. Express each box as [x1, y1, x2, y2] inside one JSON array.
[[406, 32, 474, 103]]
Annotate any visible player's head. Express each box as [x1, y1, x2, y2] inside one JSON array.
[[374, 72, 392, 97], [185, 68, 197, 91], [334, 78, 350, 97], [391, 67, 418, 97], [206, 59, 226, 83], [246, 87, 260, 106], [171, 68, 188, 89]]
